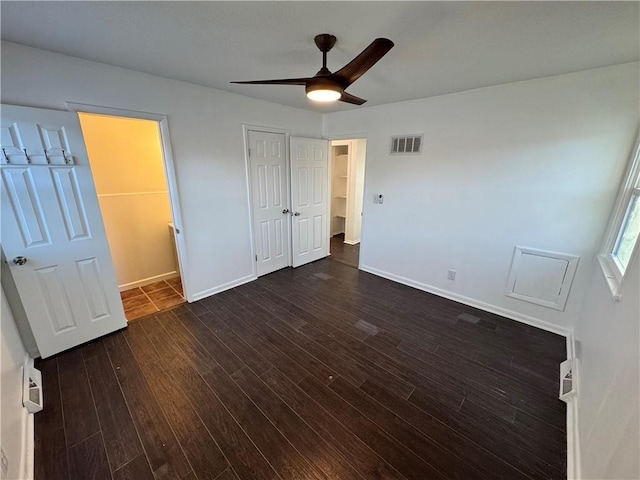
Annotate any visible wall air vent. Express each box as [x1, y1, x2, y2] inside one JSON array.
[[391, 135, 422, 155]]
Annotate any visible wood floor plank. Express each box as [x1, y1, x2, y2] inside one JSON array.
[[57, 348, 100, 447], [82, 341, 143, 471], [34, 357, 70, 480], [210, 300, 319, 384], [367, 333, 519, 422], [461, 400, 566, 464], [329, 376, 490, 480], [102, 332, 191, 480], [186, 377, 277, 480], [125, 320, 230, 480], [175, 310, 248, 374], [266, 317, 369, 386], [232, 366, 365, 480], [196, 358, 329, 480], [213, 468, 241, 480], [112, 454, 155, 480], [297, 322, 417, 400], [139, 314, 294, 480], [409, 388, 564, 480], [68, 432, 111, 480], [260, 367, 407, 480], [358, 378, 532, 480], [297, 375, 447, 480]]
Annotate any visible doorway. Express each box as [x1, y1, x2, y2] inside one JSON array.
[[78, 113, 185, 321], [329, 139, 366, 268]]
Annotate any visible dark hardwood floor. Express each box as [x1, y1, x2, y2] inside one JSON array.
[[330, 233, 360, 268], [35, 257, 567, 480]]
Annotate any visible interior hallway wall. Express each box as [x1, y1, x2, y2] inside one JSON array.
[[79, 113, 176, 289]]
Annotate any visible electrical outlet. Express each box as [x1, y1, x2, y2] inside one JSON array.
[[1, 447, 8, 477], [447, 269, 456, 281]]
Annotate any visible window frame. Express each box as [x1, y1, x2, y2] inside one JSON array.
[[599, 132, 640, 299]]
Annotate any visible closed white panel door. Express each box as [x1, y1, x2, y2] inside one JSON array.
[[248, 131, 290, 276], [290, 137, 329, 267], [1, 104, 126, 358]]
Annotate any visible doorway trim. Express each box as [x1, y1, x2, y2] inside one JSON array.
[[326, 133, 369, 270], [65, 102, 192, 301], [242, 124, 291, 277]]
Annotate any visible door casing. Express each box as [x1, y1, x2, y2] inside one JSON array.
[[66, 102, 191, 301]]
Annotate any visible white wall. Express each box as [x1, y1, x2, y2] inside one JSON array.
[[1, 286, 32, 480], [324, 63, 640, 332], [574, 248, 639, 479], [1, 41, 323, 300]]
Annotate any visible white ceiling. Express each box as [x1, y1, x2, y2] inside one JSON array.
[[1, 1, 638, 113]]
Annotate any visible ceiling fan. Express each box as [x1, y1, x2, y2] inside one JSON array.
[[231, 34, 394, 105]]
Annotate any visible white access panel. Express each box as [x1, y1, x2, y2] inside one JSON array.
[[506, 246, 579, 311]]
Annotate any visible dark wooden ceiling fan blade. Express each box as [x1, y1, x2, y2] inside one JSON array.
[[339, 92, 366, 105], [332, 38, 394, 88], [230, 78, 313, 85]]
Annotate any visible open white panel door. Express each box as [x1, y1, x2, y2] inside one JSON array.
[[290, 137, 329, 267], [1, 104, 126, 358]]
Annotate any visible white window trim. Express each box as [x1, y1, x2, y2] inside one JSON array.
[[598, 131, 640, 300]]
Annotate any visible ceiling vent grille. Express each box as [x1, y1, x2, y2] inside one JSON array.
[[391, 135, 422, 155]]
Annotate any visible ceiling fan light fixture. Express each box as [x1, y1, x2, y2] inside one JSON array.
[[306, 88, 342, 102], [305, 79, 343, 102]]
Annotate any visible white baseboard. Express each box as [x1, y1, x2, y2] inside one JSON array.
[[344, 239, 360, 245], [119, 271, 180, 291], [359, 264, 572, 337], [191, 274, 256, 302], [565, 333, 582, 480]]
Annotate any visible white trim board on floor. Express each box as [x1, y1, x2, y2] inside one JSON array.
[[119, 271, 180, 292], [191, 274, 256, 302]]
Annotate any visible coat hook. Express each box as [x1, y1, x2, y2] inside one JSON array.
[[1, 148, 9, 164], [23, 149, 31, 164], [44, 149, 51, 164]]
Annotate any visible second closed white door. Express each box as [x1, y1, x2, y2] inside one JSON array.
[[290, 136, 329, 267]]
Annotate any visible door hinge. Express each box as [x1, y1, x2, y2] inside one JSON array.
[[255, 255, 258, 262]]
